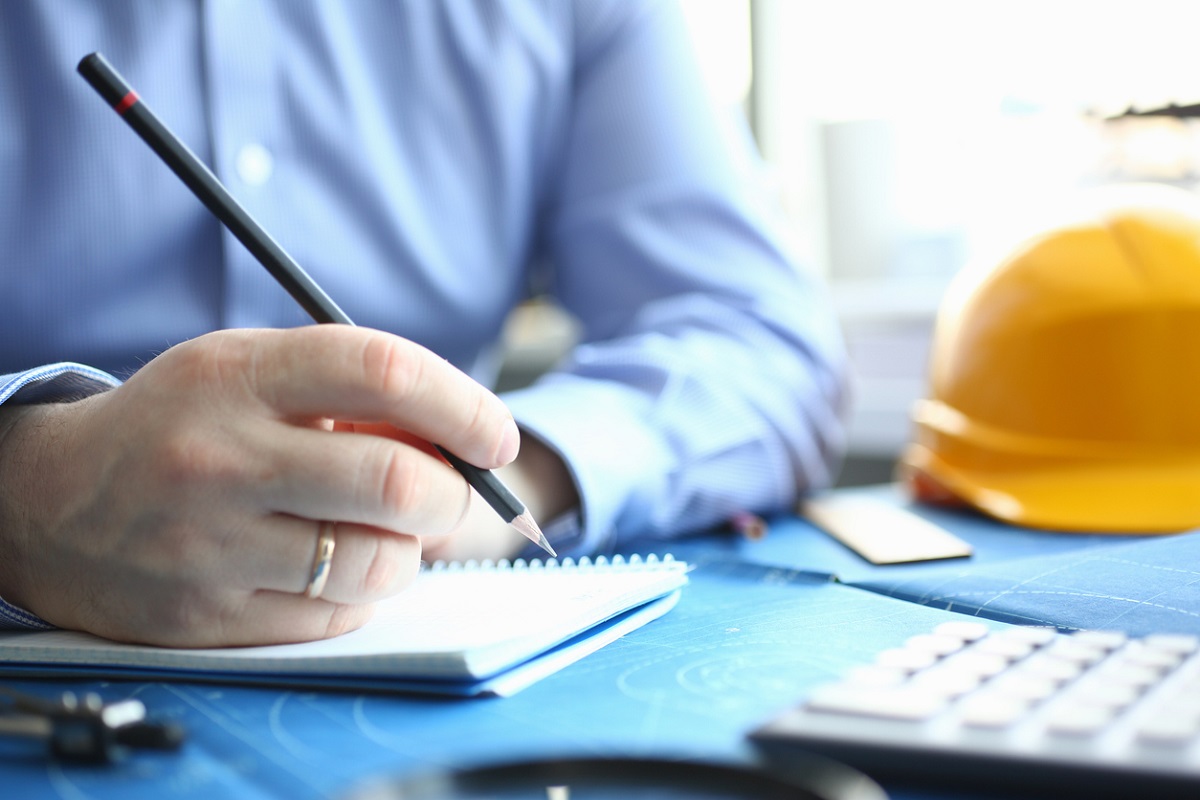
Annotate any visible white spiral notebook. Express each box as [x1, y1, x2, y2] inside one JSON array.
[[0, 554, 688, 697]]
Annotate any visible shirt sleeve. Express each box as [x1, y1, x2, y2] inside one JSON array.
[[0, 364, 122, 630], [501, 0, 851, 556]]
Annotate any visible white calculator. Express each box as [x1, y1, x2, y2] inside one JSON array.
[[752, 621, 1200, 797]]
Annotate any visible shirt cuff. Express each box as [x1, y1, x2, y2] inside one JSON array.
[[502, 373, 672, 556], [0, 363, 122, 631], [0, 597, 54, 630], [0, 362, 121, 405]]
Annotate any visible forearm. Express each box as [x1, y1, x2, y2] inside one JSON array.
[[505, 300, 847, 554]]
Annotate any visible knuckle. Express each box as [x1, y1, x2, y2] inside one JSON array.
[[361, 333, 424, 402], [154, 430, 244, 490], [170, 331, 258, 397], [146, 522, 208, 568], [323, 602, 373, 639], [463, 390, 494, 444], [147, 585, 229, 647], [359, 535, 420, 600], [360, 537, 399, 598], [371, 445, 427, 520]]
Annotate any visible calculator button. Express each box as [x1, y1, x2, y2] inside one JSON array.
[[1142, 634, 1200, 655], [1097, 662, 1161, 689], [1044, 704, 1113, 737], [1067, 681, 1140, 710], [876, 647, 939, 673], [984, 673, 1059, 702], [958, 695, 1030, 729], [1121, 644, 1185, 671], [1045, 639, 1107, 666], [911, 666, 983, 698], [940, 650, 1010, 679], [998, 627, 1058, 646], [805, 685, 947, 721], [1018, 654, 1085, 684], [1135, 715, 1200, 745], [1071, 630, 1128, 651], [905, 633, 965, 657], [976, 637, 1036, 661], [933, 621, 992, 642]]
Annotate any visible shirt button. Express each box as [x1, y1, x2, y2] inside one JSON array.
[[236, 143, 274, 186]]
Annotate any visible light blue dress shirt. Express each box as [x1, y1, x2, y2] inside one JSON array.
[[0, 0, 849, 629]]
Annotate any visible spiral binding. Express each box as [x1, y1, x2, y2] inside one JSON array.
[[426, 553, 681, 573]]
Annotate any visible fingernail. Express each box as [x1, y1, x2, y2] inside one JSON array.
[[497, 418, 521, 464]]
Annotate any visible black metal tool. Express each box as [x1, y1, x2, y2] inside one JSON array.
[[0, 687, 185, 764]]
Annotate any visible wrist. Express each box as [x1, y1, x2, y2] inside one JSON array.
[[501, 434, 579, 525], [423, 433, 580, 563], [0, 403, 50, 612]]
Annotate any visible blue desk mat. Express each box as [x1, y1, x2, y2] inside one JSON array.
[[851, 529, 1200, 635], [658, 484, 1197, 637], [3, 555, 1006, 800]]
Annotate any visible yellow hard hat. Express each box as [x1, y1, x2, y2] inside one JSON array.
[[900, 183, 1200, 533]]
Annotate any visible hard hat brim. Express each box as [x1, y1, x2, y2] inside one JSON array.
[[902, 442, 1200, 534]]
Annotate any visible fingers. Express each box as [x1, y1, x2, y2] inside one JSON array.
[[249, 420, 472, 534], [244, 516, 424, 606], [244, 326, 520, 468], [217, 593, 378, 648], [109, 517, 417, 647]]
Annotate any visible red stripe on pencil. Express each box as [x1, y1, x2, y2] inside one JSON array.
[[114, 90, 139, 115]]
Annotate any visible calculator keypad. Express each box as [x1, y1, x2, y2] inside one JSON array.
[[753, 623, 1200, 795]]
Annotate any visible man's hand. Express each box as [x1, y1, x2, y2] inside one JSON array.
[[0, 327, 520, 647]]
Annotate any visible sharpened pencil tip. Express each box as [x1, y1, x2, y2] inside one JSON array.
[[511, 511, 556, 557]]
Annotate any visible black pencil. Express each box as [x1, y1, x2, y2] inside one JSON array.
[[77, 51, 554, 557]]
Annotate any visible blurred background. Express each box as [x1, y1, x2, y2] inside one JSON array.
[[498, 0, 1200, 487]]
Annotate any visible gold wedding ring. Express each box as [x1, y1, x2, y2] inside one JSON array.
[[304, 521, 336, 600]]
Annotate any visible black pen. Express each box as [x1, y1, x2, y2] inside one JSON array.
[[77, 51, 555, 557]]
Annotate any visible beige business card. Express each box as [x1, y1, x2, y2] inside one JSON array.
[[802, 494, 973, 565]]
